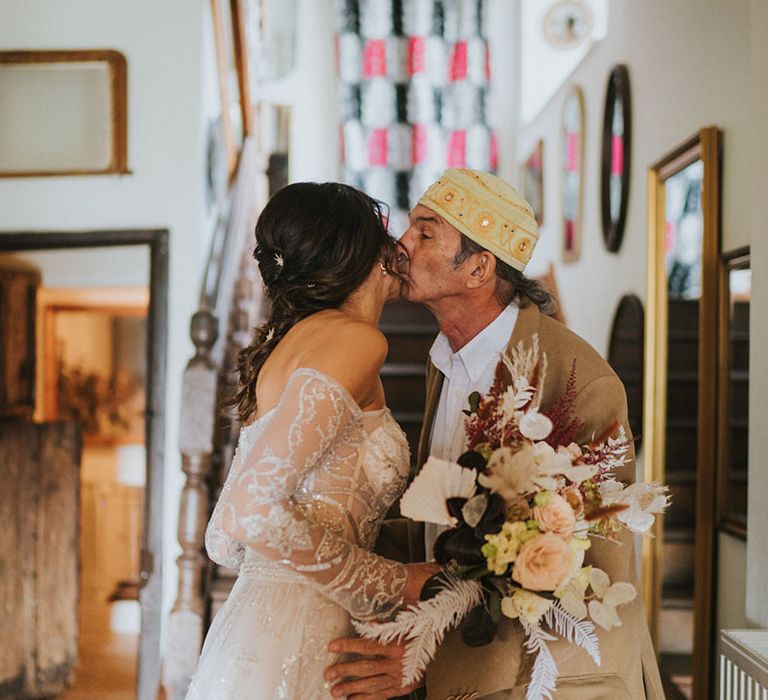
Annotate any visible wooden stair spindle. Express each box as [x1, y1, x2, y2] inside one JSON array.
[[164, 310, 219, 700], [164, 136, 268, 700]]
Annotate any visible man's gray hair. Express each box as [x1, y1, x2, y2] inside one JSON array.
[[453, 233, 557, 315]]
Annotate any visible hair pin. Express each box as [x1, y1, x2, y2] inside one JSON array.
[[265, 327, 275, 342], [274, 252, 284, 268]]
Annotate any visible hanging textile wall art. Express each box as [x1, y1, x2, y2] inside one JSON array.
[[336, 0, 497, 236]]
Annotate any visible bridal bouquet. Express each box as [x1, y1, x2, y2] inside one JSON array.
[[354, 337, 668, 699]]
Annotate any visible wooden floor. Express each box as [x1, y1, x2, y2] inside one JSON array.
[[57, 601, 138, 700]]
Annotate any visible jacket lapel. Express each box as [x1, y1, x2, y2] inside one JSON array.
[[416, 360, 443, 473]]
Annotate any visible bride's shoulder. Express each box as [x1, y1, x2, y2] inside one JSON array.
[[314, 317, 387, 369], [297, 316, 387, 405], [300, 312, 385, 354]]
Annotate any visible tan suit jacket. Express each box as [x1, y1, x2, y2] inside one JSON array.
[[376, 302, 664, 700]]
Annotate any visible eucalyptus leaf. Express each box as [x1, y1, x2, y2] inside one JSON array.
[[488, 589, 502, 624]]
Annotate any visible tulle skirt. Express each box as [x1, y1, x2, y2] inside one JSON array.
[[186, 559, 351, 700]]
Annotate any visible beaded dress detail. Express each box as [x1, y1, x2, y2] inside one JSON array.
[[186, 369, 411, 699]]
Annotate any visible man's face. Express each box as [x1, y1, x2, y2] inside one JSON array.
[[397, 204, 467, 305]]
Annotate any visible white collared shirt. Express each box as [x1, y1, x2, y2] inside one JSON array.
[[424, 303, 519, 558]]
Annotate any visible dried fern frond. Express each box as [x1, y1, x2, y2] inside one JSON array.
[[544, 602, 601, 666], [353, 576, 484, 686], [520, 618, 559, 700]]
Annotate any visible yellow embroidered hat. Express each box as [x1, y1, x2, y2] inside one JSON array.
[[417, 168, 540, 272]]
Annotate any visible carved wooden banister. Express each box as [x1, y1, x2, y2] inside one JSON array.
[[163, 136, 269, 699]]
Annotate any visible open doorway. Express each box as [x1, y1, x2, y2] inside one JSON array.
[[0, 231, 167, 700]]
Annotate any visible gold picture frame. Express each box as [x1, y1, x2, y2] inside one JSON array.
[[0, 50, 128, 177], [523, 139, 544, 226], [643, 127, 720, 699]]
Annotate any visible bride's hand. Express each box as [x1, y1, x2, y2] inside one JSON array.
[[403, 562, 442, 606]]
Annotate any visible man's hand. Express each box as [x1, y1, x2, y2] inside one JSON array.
[[403, 561, 441, 605], [325, 637, 423, 699]]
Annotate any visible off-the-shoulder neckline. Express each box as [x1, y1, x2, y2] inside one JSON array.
[[243, 367, 389, 430]]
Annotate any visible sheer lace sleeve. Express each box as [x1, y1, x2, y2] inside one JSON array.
[[205, 368, 407, 621]]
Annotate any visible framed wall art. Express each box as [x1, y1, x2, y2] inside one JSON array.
[[522, 139, 544, 226], [0, 50, 128, 177], [717, 247, 750, 540], [600, 64, 631, 252], [561, 85, 584, 263], [211, 0, 260, 180]]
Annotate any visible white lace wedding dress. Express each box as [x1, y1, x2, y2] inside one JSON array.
[[185, 368, 411, 700]]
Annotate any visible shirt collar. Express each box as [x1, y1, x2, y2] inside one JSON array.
[[429, 303, 519, 382]]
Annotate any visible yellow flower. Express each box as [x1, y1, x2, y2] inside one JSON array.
[[482, 522, 527, 574], [501, 589, 553, 624]]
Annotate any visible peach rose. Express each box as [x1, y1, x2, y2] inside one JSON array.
[[512, 533, 573, 591], [533, 493, 576, 536]]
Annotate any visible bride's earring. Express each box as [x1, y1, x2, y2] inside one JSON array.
[[379, 260, 390, 275]]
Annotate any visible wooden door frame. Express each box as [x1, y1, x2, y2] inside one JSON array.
[[0, 229, 168, 700]]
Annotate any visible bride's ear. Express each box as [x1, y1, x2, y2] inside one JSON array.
[[465, 252, 496, 289]]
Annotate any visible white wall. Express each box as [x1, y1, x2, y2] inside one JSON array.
[[0, 0, 212, 646], [516, 0, 765, 629], [8, 247, 149, 287], [745, 0, 768, 629]]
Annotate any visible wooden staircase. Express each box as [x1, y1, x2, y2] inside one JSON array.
[[379, 299, 439, 475], [659, 298, 700, 696]]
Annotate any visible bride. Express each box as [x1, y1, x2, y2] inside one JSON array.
[[185, 182, 437, 699]]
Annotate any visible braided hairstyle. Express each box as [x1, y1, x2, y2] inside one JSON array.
[[230, 182, 395, 422]]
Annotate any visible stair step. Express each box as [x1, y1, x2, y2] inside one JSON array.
[[381, 376, 426, 413], [667, 371, 699, 383], [662, 589, 694, 610], [392, 411, 424, 425], [380, 322, 436, 335], [380, 299, 437, 326], [381, 363, 426, 377], [664, 527, 695, 543], [664, 470, 696, 484], [662, 540, 695, 589], [667, 418, 697, 430]]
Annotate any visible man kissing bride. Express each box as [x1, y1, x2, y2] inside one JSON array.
[[185, 169, 663, 699]]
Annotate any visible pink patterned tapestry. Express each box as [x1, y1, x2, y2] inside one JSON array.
[[336, 0, 497, 236]]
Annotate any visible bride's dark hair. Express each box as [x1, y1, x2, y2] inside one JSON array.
[[230, 181, 395, 422]]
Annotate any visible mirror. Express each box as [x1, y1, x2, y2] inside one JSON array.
[[561, 85, 584, 263], [643, 127, 720, 700], [600, 64, 631, 252], [0, 51, 127, 177], [717, 249, 750, 538]]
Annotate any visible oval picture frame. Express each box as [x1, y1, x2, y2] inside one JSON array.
[[600, 64, 632, 253]]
